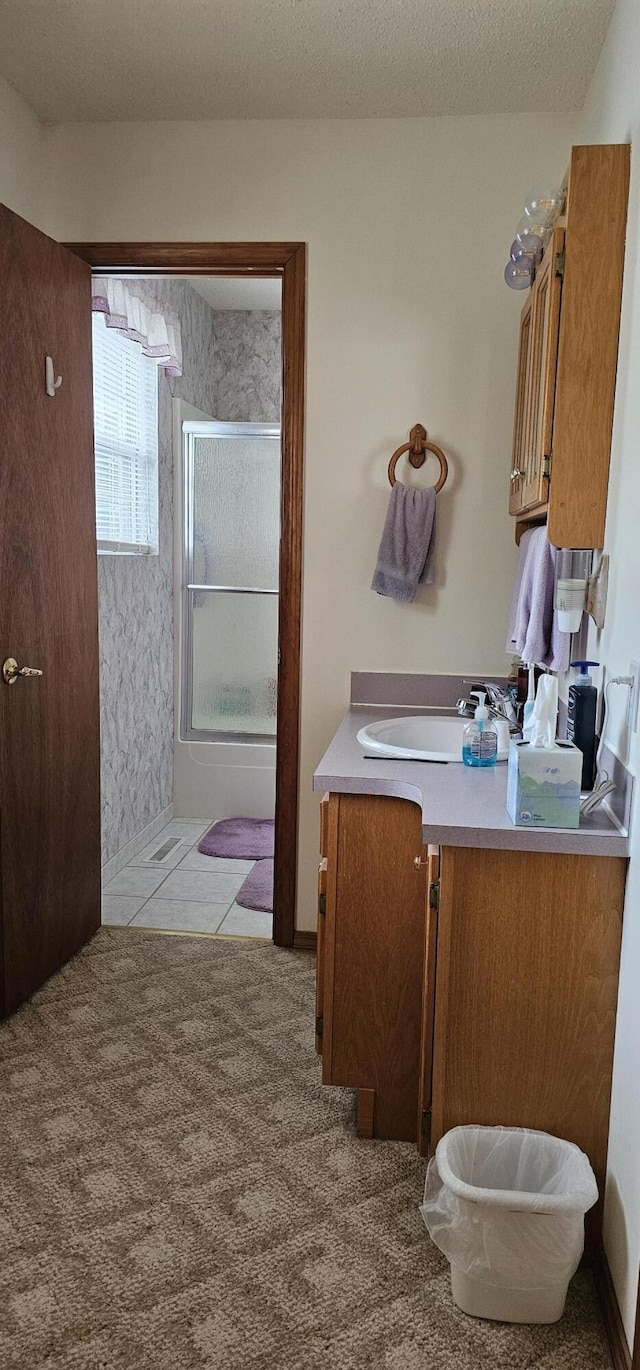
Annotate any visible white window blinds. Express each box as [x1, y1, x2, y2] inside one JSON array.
[[92, 312, 159, 554]]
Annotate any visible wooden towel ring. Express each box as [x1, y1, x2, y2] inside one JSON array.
[[387, 423, 448, 492]]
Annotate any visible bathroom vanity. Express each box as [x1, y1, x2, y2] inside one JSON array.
[[314, 696, 628, 1243]]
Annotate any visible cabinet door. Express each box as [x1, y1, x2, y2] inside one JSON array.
[[322, 793, 427, 1141], [315, 795, 330, 1055], [520, 228, 564, 514], [417, 846, 440, 1156], [509, 228, 564, 517], [429, 846, 626, 1249], [509, 293, 534, 515]]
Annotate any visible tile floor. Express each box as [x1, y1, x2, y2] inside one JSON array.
[[101, 819, 272, 938]]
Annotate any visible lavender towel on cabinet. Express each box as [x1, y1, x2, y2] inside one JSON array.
[[506, 525, 571, 673], [371, 482, 437, 602]]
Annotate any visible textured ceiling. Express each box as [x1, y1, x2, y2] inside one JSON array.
[[0, 0, 613, 123], [189, 278, 282, 311]]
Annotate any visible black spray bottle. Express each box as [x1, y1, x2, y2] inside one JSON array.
[[567, 661, 598, 791]]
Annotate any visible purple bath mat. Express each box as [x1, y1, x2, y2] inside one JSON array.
[[198, 817, 275, 861], [236, 859, 274, 913]]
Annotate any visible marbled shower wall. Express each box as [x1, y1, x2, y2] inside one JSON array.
[[99, 298, 282, 864], [99, 281, 217, 863], [211, 310, 282, 422]]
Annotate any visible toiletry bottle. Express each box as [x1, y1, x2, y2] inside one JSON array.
[[567, 660, 598, 791], [507, 656, 521, 710], [522, 662, 536, 741], [462, 691, 498, 768]]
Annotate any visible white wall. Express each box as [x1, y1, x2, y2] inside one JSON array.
[[44, 112, 577, 932], [0, 75, 49, 228], [579, 0, 640, 1346]]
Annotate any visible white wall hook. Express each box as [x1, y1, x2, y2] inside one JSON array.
[[45, 356, 63, 397]]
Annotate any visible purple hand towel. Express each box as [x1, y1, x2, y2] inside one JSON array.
[[371, 482, 437, 602], [506, 526, 571, 673]]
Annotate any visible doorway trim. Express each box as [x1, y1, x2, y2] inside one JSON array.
[[68, 241, 306, 949]]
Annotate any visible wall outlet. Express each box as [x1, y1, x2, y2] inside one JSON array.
[[626, 660, 640, 733]]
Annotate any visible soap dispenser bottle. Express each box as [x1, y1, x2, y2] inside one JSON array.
[[567, 660, 599, 791], [462, 691, 498, 767]]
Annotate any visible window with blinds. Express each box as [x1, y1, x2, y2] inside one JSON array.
[[92, 312, 159, 555]]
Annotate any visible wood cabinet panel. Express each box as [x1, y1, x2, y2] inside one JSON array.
[[509, 229, 563, 518], [322, 793, 426, 1141], [509, 293, 534, 515], [315, 855, 327, 1055], [548, 144, 630, 548], [431, 846, 626, 1241], [525, 228, 563, 511], [316, 791, 626, 1246], [315, 794, 330, 1054], [417, 846, 440, 1157], [319, 792, 329, 860], [507, 144, 630, 548]]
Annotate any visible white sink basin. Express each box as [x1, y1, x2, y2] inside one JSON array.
[[357, 714, 509, 763]]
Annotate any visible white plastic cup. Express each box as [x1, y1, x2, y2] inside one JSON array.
[[555, 578, 586, 633]]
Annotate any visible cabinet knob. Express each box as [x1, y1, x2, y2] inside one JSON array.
[[510, 468, 525, 483]]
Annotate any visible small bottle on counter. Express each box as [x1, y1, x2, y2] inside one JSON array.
[[567, 661, 599, 791], [462, 691, 498, 768]]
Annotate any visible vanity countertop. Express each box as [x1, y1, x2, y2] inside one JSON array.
[[313, 706, 629, 857]]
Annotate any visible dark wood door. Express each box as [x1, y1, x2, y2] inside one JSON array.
[[0, 204, 100, 1017]]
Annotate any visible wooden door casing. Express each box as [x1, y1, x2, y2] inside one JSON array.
[[0, 204, 101, 1016], [68, 240, 306, 948]]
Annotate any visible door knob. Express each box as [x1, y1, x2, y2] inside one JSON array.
[[2, 658, 43, 685], [414, 855, 428, 870], [510, 468, 525, 482]]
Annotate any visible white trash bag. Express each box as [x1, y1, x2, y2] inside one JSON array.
[[420, 1126, 598, 1324]]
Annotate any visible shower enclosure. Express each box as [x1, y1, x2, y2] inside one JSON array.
[[181, 421, 281, 743]]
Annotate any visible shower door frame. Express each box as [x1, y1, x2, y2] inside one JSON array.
[[181, 419, 281, 744], [67, 240, 306, 950]]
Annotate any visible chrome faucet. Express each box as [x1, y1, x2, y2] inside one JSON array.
[[456, 681, 521, 734]]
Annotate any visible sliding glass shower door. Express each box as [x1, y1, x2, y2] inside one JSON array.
[[181, 421, 281, 741]]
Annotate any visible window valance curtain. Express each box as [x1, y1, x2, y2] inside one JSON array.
[[91, 278, 183, 377]]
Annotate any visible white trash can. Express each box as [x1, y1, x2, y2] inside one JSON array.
[[420, 1125, 598, 1324]]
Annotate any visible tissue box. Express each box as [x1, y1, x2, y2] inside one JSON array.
[[507, 739, 582, 829]]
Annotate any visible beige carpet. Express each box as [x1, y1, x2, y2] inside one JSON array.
[[0, 928, 611, 1369]]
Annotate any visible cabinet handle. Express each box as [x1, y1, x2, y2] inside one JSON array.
[[510, 468, 525, 483]]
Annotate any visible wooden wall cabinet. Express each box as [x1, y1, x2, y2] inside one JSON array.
[[317, 793, 626, 1243], [510, 227, 563, 518], [508, 144, 630, 548]]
